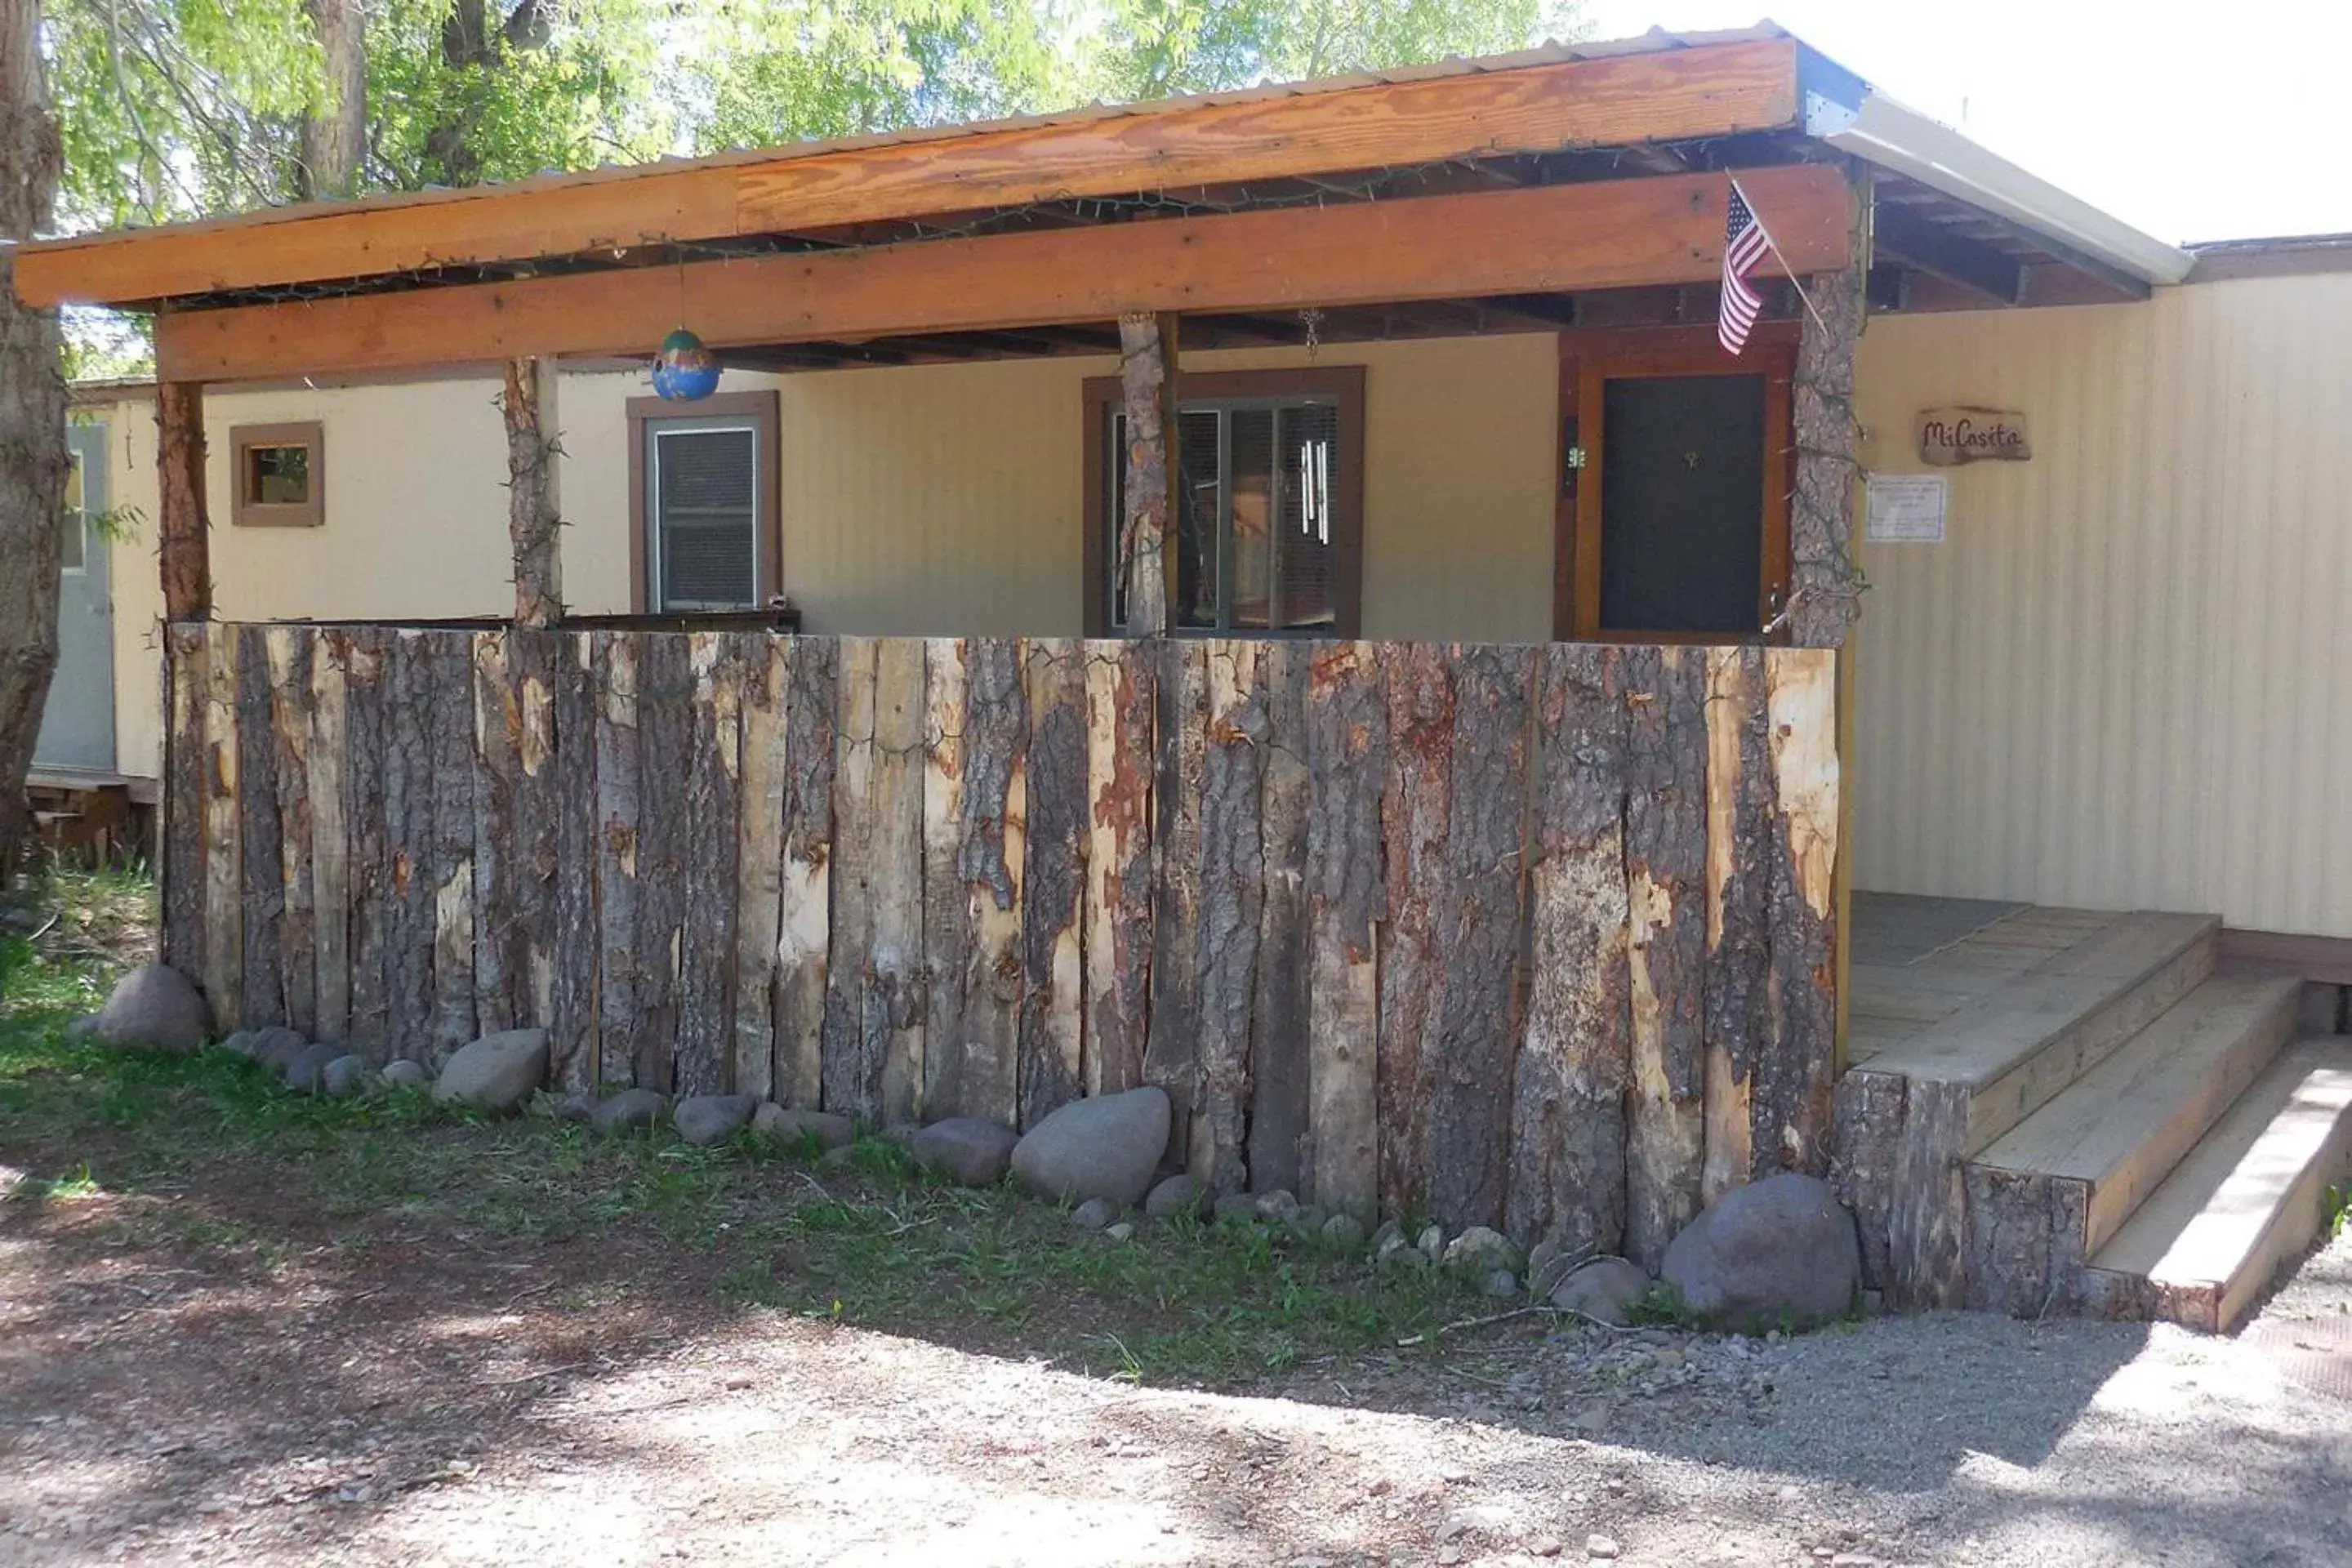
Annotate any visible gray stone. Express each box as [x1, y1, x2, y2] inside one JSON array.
[[1320, 1213, 1369, 1250], [1660, 1172, 1861, 1331], [283, 1042, 341, 1094], [880, 1122, 921, 1152], [909, 1117, 1021, 1185], [431, 1028, 550, 1113], [89, 965, 210, 1053], [1143, 1173, 1207, 1220], [1481, 1268, 1520, 1298], [1103, 1221, 1136, 1243], [550, 1089, 598, 1124], [1214, 1192, 1263, 1225], [674, 1094, 759, 1147], [590, 1088, 666, 1136], [320, 1054, 371, 1098], [1009, 1086, 1170, 1208], [817, 1143, 859, 1171], [1549, 1257, 1650, 1326], [252, 1026, 310, 1071], [216, 1029, 259, 1058], [63, 1013, 100, 1043], [1416, 1225, 1445, 1257], [1254, 1188, 1301, 1223], [1071, 1196, 1118, 1231], [1443, 1226, 1523, 1277], [1526, 1238, 1579, 1297], [1587, 1535, 1621, 1561], [377, 1059, 430, 1090], [1368, 1218, 1404, 1253], [752, 1104, 856, 1152]]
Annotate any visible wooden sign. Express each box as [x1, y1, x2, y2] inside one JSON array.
[[1918, 406, 2030, 466]]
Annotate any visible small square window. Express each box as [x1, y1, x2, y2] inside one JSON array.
[[230, 421, 325, 528]]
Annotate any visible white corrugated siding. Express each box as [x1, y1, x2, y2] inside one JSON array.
[[1853, 274, 2352, 937]]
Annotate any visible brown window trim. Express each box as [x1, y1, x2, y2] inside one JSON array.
[[626, 389, 782, 615], [229, 420, 324, 528], [1080, 364, 1365, 639], [1554, 323, 1796, 643]]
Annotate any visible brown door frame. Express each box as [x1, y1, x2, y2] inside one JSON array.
[[1553, 323, 1797, 642]]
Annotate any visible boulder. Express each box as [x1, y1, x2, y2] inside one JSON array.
[[1213, 1192, 1262, 1225], [1143, 1173, 1207, 1221], [320, 1054, 372, 1098], [1442, 1227, 1522, 1277], [63, 1014, 100, 1043], [1481, 1269, 1521, 1298], [252, 1027, 310, 1071], [216, 1029, 260, 1059], [377, 1059, 430, 1090], [431, 1028, 549, 1113], [1103, 1222, 1136, 1243], [88, 965, 209, 1053], [909, 1117, 1020, 1186], [674, 1094, 759, 1147], [590, 1089, 667, 1137], [1253, 1189, 1302, 1223], [1070, 1196, 1118, 1231], [1660, 1173, 1860, 1331], [751, 1104, 856, 1152], [283, 1042, 341, 1094], [550, 1089, 598, 1124], [1548, 1258, 1650, 1326], [1009, 1087, 1170, 1208], [1320, 1213, 1369, 1250]]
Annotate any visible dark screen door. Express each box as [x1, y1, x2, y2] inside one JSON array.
[[1597, 372, 1766, 634]]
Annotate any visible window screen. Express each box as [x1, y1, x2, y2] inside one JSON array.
[[652, 425, 759, 611]]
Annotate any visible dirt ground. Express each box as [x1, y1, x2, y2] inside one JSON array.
[[3, 1147, 2349, 1568]]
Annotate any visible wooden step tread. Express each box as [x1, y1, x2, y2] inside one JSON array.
[[2085, 1038, 2352, 1332]]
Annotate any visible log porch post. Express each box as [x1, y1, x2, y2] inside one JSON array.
[[502, 355, 564, 628], [1787, 187, 1866, 649], [156, 380, 212, 622], [1116, 312, 1178, 637]]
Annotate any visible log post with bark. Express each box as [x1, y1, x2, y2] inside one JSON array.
[[157, 379, 213, 622], [1116, 312, 1178, 638], [502, 355, 563, 627], [1787, 178, 1867, 649]]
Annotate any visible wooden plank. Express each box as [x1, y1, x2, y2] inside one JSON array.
[[774, 636, 835, 1108], [427, 632, 479, 1054], [1425, 644, 1534, 1235], [161, 625, 207, 987], [509, 629, 563, 1035], [1376, 643, 1454, 1219], [675, 632, 743, 1096], [918, 639, 967, 1116], [1508, 643, 1627, 1257], [343, 629, 391, 1051], [549, 631, 600, 1089], [1192, 641, 1267, 1189], [822, 637, 924, 1122], [1620, 646, 1708, 1269], [633, 634, 692, 1092], [1249, 642, 1311, 1200], [470, 630, 520, 1036], [266, 626, 318, 1037], [201, 624, 243, 1035], [1700, 645, 1771, 1200], [1144, 640, 1208, 1178], [1302, 643, 1383, 1222], [733, 633, 787, 1102], [306, 630, 350, 1045], [1756, 647, 1841, 1174], [235, 625, 286, 1030], [1020, 639, 1089, 1130], [927, 637, 1026, 1125], [384, 631, 436, 1060], [592, 631, 644, 1086], [29, 41, 1802, 307], [1081, 639, 1154, 1098], [155, 167, 1853, 382]]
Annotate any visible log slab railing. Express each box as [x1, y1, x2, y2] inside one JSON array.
[[159, 625, 1838, 1258]]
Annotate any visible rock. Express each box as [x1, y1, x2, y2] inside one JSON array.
[[674, 1094, 759, 1147], [87, 965, 210, 1053], [1442, 1226, 1522, 1277], [1071, 1196, 1118, 1231], [1103, 1222, 1136, 1242], [1376, 1229, 1422, 1268], [1253, 1188, 1301, 1223], [1587, 1535, 1621, 1561], [1531, 1537, 1564, 1559], [320, 1054, 371, 1098], [1009, 1086, 1170, 1208], [1214, 1193, 1263, 1225], [909, 1117, 1021, 1186], [252, 1026, 311, 1071], [817, 1143, 859, 1171], [880, 1122, 921, 1152], [1481, 1269, 1520, 1298], [550, 1089, 597, 1124], [1369, 1218, 1403, 1252], [283, 1042, 341, 1094], [1661, 1172, 1860, 1331], [431, 1028, 549, 1113], [1320, 1212, 1369, 1250], [1143, 1173, 1207, 1220], [64, 1013, 100, 1042], [377, 1059, 430, 1090], [1416, 1225, 1445, 1257], [1526, 1238, 1582, 1297], [589, 1088, 666, 1136], [1550, 1257, 1650, 1326], [751, 1104, 856, 1152], [216, 1028, 259, 1058]]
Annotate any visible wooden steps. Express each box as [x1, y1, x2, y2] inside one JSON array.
[[1962, 973, 2301, 1314], [2079, 1038, 2352, 1332], [21, 770, 144, 867]]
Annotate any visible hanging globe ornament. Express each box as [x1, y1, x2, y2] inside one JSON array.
[[652, 327, 721, 401]]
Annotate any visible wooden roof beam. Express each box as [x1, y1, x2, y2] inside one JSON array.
[[19, 39, 1802, 309], [1873, 204, 2023, 304]]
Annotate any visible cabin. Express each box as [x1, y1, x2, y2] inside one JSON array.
[[31, 24, 2352, 1330]]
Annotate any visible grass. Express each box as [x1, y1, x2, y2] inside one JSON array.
[[2326, 1181, 2350, 1244], [0, 862, 1488, 1388]]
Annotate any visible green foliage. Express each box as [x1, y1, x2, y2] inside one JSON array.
[[2327, 1181, 2350, 1243], [1090, 0, 1581, 100]]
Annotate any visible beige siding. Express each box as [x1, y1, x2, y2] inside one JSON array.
[[1853, 275, 2352, 938], [95, 332, 1557, 779]]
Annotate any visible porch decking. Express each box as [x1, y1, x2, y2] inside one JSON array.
[[1843, 893, 2352, 1331]]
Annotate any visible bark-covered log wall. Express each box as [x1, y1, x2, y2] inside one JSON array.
[[161, 626, 1838, 1253]]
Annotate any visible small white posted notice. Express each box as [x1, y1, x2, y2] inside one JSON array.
[[1866, 472, 1948, 543]]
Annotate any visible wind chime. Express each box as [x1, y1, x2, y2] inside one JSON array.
[[651, 253, 721, 401]]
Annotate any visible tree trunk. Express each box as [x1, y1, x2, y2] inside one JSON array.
[[299, 0, 367, 200], [157, 381, 213, 621], [0, 0, 67, 888], [501, 356, 563, 626], [1116, 312, 1176, 637]]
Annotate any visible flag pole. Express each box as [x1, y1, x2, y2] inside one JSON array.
[[1728, 175, 1831, 336]]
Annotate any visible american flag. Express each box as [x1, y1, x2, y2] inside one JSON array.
[[1717, 180, 1773, 355]]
